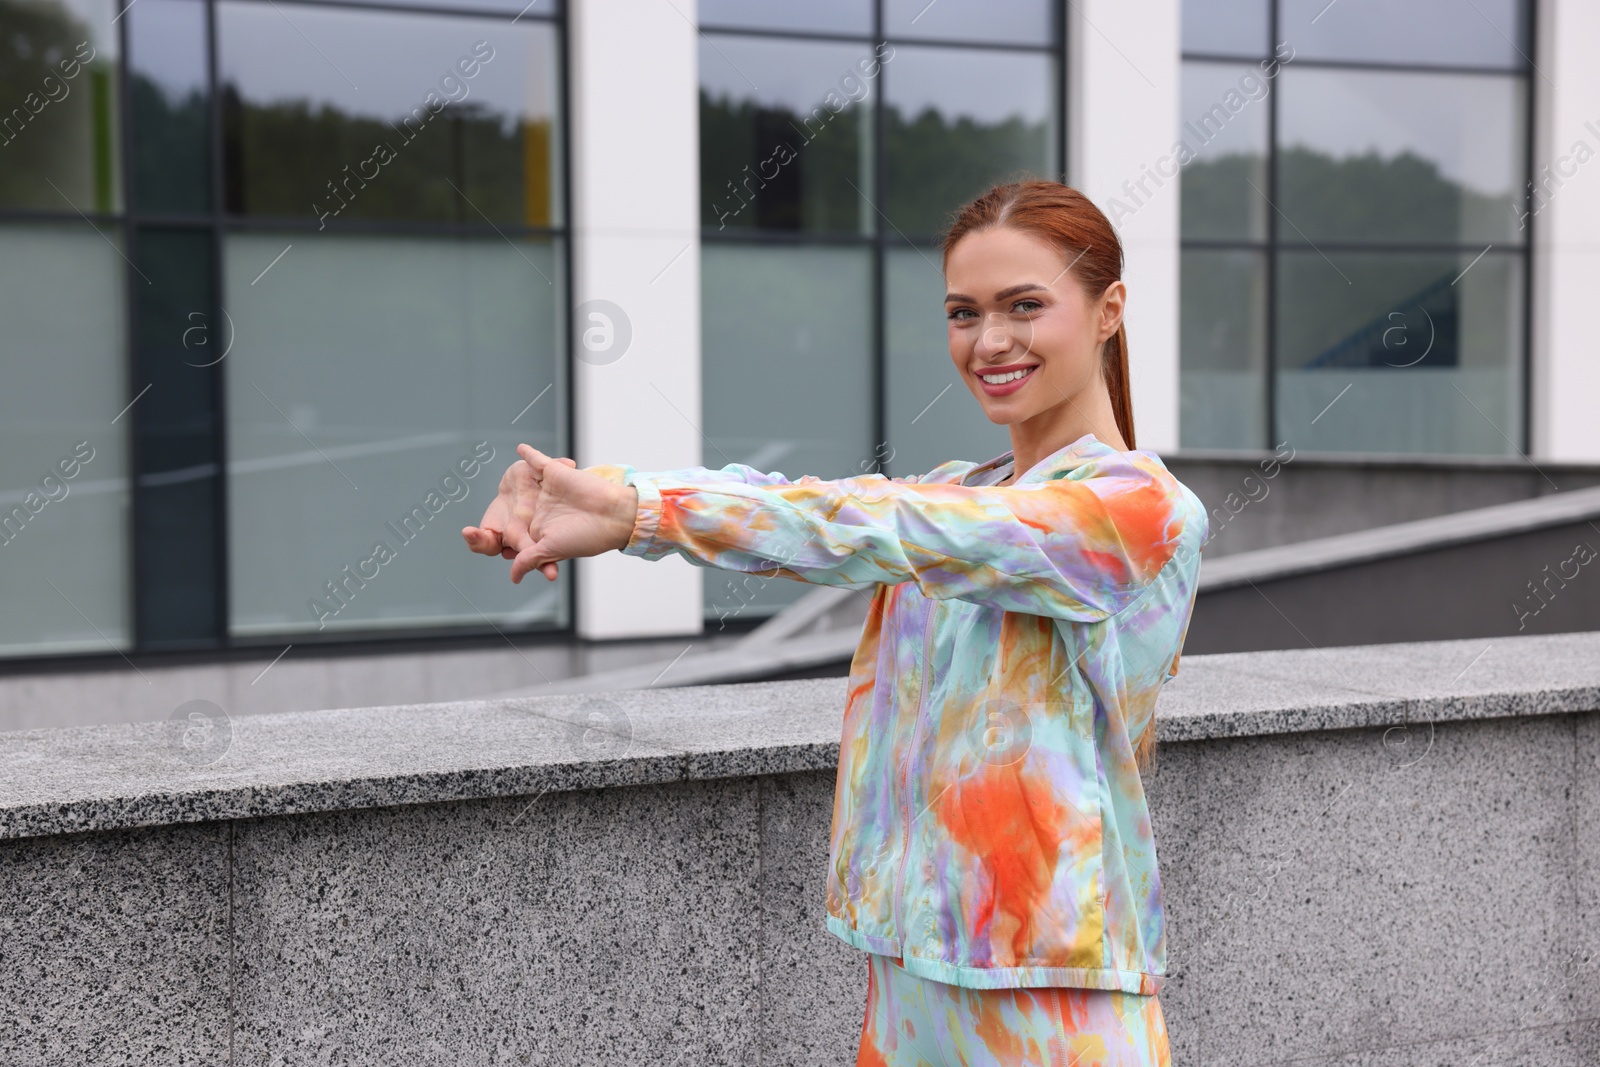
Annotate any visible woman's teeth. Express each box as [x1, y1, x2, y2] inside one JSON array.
[[980, 366, 1036, 384]]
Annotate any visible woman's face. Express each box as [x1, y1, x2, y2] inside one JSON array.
[[943, 225, 1124, 425]]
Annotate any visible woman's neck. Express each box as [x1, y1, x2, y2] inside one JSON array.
[[1005, 379, 1128, 479]]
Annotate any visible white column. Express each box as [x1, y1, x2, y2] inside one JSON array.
[[1066, 0, 1183, 454], [568, 0, 704, 639], [1530, 0, 1600, 462]]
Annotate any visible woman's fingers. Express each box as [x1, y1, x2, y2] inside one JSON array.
[[463, 454, 577, 567], [461, 524, 502, 555], [509, 540, 564, 584]]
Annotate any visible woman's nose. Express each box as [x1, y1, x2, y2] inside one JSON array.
[[980, 311, 1010, 353]]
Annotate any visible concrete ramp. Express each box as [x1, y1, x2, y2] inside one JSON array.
[[1187, 484, 1600, 653]]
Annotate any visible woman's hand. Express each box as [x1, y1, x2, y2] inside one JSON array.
[[461, 445, 638, 583], [461, 454, 569, 563]]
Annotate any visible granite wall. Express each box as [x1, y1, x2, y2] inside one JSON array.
[[3, 635, 1598, 1066]]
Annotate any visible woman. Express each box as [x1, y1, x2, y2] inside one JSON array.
[[463, 179, 1206, 1066]]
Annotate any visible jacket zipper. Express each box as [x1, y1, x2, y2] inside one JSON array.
[[891, 594, 937, 953]]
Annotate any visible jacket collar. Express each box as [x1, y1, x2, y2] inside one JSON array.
[[961, 432, 1123, 486]]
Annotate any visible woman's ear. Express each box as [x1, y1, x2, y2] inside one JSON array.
[[1097, 280, 1126, 343]]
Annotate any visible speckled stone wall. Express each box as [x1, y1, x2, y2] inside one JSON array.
[[3, 635, 1599, 1065], [3, 712, 1596, 1065]]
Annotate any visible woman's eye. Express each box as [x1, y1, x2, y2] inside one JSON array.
[[947, 308, 976, 321], [1013, 299, 1043, 314]]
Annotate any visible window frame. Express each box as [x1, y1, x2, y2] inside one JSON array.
[[1178, 0, 1537, 456], [0, 0, 573, 669]]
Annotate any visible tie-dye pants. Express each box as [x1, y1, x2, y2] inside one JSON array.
[[856, 952, 1171, 1067]]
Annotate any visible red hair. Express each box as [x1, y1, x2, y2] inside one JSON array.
[[939, 179, 1135, 450]]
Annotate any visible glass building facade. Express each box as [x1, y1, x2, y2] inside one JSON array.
[[1178, 0, 1533, 455], [0, 0, 1561, 662], [1, 0, 567, 658]]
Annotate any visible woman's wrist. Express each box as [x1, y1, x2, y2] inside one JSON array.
[[609, 481, 640, 552]]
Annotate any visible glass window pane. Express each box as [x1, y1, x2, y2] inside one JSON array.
[[1180, 248, 1267, 449], [700, 35, 880, 234], [701, 243, 873, 622], [129, 0, 210, 215], [884, 245, 1009, 478], [885, 44, 1056, 236], [1277, 67, 1526, 247], [0, 0, 123, 213], [1275, 248, 1523, 454], [295, 0, 560, 14], [219, 5, 561, 227], [0, 223, 130, 655], [884, 0, 1053, 47], [1179, 60, 1272, 241], [1278, 0, 1530, 69], [699, 0, 870, 36], [1183, 0, 1269, 56], [223, 232, 566, 636]]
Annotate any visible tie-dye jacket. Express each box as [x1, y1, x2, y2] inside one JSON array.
[[590, 432, 1207, 994]]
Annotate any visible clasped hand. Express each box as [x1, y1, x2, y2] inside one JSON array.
[[461, 444, 639, 583]]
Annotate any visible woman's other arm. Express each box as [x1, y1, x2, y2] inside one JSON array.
[[613, 452, 1197, 622]]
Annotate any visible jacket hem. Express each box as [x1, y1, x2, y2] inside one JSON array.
[[826, 915, 1163, 995]]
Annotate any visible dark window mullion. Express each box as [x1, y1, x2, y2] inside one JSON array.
[[124, 0, 227, 650], [1184, 50, 1525, 77], [119, 0, 142, 650], [1518, 0, 1536, 456], [1265, 0, 1280, 451], [699, 23, 873, 46], [209, 0, 231, 646]]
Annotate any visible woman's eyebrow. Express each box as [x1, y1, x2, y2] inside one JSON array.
[[943, 283, 1049, 304]]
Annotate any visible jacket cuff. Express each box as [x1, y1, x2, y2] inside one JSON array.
[[621, 471, 663, 557]]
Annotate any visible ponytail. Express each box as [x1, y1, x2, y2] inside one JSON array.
[[1103, 321, 1135, 451]]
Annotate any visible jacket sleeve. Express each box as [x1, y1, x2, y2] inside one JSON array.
[[601, 458, 1193, 622], [584, 461, 936, 489], [585, 461, 811, 490]]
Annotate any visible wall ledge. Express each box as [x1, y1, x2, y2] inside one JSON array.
[[2, 631, 1596, 841]]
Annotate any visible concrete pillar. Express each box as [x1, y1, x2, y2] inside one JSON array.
[[1530, 0, 1600, 463], [567, 0, 704, 639], [1067, 0, 1183, 454]]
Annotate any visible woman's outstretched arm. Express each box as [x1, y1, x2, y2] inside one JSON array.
[[562, 451, 1199, 624]]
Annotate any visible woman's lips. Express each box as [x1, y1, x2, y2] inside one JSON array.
[[976, 364, 1038, 397]]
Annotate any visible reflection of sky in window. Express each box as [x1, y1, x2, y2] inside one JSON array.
[[1183, 0, 1269, 56], [217, 3, 555, 125], [699, 36, 883, 113], [1180, 61, 1269, 162], [1279, 68, 1524, 196], [886, 45, 1052, 126], [293, 0, 559, 15], [129, 0, 207, 103], [883, 0, 1051, 47], [700, 0, 870, 36], [1279, 0, 1526, 68]]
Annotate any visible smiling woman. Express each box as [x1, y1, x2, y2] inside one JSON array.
[[464, 179, 1200, 1067], [940, 182, 1136, 485]]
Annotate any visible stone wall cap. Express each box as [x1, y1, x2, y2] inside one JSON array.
[[1, 631, 1596, 841]]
